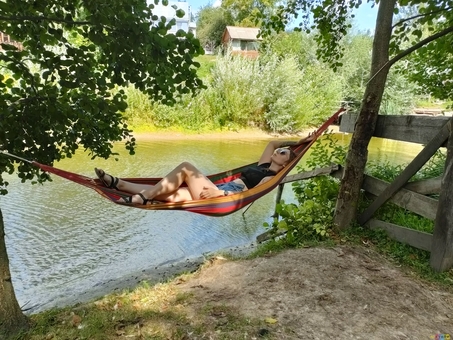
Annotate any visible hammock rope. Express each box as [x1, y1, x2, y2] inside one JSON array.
[[1, 108, 345, 216]]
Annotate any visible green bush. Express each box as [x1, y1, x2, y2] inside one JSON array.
[[121, 52, 343, 133], [264, 134, 347, 245], [207, 53, 265, 128]]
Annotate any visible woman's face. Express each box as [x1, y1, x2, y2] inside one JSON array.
[[272, 148, 291, 166]]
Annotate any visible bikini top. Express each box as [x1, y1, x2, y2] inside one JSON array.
[[240, 163, 277, 189]]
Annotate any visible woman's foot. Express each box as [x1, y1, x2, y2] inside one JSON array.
[[120, 193, 151, 205], [95, 168, 119, 190]]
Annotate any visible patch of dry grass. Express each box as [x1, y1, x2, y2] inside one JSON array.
[[22, 270, 273, 340]]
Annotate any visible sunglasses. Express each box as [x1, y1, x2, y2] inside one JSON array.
[[277, 148, 289, 155]]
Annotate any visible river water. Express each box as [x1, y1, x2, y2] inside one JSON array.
[[0, 133, 423, 313]]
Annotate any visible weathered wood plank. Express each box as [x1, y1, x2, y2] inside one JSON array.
[[362, 175, 438, 220], [256, 228, 286, 243], [404, 177, 442, 195], [367, 219, 432, 251], [281, 164, 340, 183], [430, 119, 453, 272], [273, 183, 284, 217], [358, 121, 450, 225], [340, 114, 450, 145], [331, 166, 438, 220]]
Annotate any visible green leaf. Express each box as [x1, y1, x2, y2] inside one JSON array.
[[277, 220, 288, 230], [176, 9, 185, 18]]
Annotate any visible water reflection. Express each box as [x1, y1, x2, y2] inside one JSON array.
[[0, 133, 423, 313]]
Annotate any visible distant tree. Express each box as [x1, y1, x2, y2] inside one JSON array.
[[260, 30, 318, 64], [341, 34, 417, 114], [222, 0, 279, 26], [0, 0, 203, 337], [196, 5, 234, 50], [339, 34, 373, 106]]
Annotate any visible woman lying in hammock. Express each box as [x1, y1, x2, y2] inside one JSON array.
[[95, 135, 313, 205]]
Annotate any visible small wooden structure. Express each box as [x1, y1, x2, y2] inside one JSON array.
[[221, 26, 261, 58], [0, 32, 23, 50], [262, 114, 453, 272]]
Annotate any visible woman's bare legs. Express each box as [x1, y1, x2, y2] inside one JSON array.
[[96, 162, 219, 203]]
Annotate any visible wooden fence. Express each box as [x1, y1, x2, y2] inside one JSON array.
[[260, 114, 453, 272]]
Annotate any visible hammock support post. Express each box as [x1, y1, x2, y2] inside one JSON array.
[[272, 183, 285, 218], [241, 201, 255, 216]]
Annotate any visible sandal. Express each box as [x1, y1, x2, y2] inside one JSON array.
[[95, 168, 119, 190], [122, 193, 151, 205]]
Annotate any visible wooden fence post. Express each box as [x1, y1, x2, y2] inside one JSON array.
[[430, 119, 453, 272], [272, 183, 285, 217]]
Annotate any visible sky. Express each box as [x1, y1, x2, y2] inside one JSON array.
[[186, 0, 379, 33]]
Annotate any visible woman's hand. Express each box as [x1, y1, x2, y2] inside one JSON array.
[[297, 132, 315, 145], [200, 187, 224, 199]]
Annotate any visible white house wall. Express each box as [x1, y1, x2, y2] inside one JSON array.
[[146, 0, 195, 35]]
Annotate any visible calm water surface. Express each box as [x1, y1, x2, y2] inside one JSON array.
[[0, 133, 423, 313]]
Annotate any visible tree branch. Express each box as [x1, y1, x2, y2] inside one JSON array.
[[392, 7, 453, 29], [388, 25, 453, 67], [9, 96, 49, 107], [367, 25, 453, 85], [0, 15, 91, 25]]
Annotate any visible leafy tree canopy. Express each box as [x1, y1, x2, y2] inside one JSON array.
[[0, 0, 204, 194], [400, 11, 453, 102]]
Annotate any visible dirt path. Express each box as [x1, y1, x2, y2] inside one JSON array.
[[176, 246, 453, 339]]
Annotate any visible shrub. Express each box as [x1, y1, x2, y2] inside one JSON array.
[[122, 52, 343, 133], [264, 134, 347, 245]]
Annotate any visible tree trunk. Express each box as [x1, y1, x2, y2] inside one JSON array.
[[334, 0, 397, 229], [0, 208, 29, 338]]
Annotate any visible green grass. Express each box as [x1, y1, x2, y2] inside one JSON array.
[[15, 272, 275, 340], [194, 55, 217, 80], [340, 226, 453, 286]]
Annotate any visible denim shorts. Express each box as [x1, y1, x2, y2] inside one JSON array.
[[216, 182, 245, 193]]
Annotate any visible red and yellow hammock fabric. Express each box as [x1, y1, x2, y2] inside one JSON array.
[[22, 108, 345, 217]]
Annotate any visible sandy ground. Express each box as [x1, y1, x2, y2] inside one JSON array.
[[131, 126, 340, 141], [176, 246, 453, 340]]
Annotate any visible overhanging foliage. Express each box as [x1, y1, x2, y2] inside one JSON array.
[[0, 0, 204, 193]]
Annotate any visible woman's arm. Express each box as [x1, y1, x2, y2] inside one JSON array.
[[256, 176, 274, 186], [257, 134, 314, 165]]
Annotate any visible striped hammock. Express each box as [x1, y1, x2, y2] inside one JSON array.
[[6, 108, 345, 216]]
